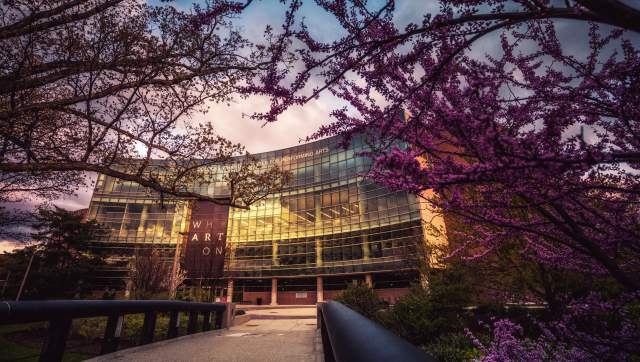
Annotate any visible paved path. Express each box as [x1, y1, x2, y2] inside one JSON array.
[[88, 306, 322, 362], [244, 306, 318, 319]]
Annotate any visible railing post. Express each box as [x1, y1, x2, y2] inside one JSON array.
[[213, 310, 223, 329], [167, 310, 180, 339], [202, 311, 211, 331], [100, 314, 123, 355], [319, 301, 436, 362], [140, 311, 157, 345], [219, 303, 234, 329], [40, 318, 72, 362], [317, 305, 335, 362], [187, 311, 198, 334]]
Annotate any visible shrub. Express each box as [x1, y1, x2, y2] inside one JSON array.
[[333, 282, 384, 320], [73, 317, 106, 341], [381, 285, 466, 347], [383, 266, 474, 347], [425, 333, 481, 362]]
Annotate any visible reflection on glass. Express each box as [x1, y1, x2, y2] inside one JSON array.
[[87, 135, 426, 278]]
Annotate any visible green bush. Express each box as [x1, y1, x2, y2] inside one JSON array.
[[425, 333, 482, 362], [72, 317, 106, 341], [69, 313, 191, 347], [380, 285, 466, 346], [383, 266, 473, 346], [334, 282, 385, 320]]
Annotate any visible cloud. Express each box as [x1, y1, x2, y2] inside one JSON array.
[[0, 239, 23, 253], [202, 93, 338, 153], [51, 173, 97, 211]]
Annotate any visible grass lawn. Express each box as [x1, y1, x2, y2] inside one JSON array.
[[0, 312, 205, 361], [0, 324, 89, 362]]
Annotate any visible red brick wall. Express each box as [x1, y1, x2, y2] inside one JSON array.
[[277, 291, 317, 305], [230, 287, 410, 305], [241, 291, 271, 305], [323, 290, 343, 301]]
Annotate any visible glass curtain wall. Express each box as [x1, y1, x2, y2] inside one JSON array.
[[225, 135, 424, 278], [85, 135, 425, 280]]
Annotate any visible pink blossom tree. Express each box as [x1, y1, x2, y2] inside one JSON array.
[[258, 0, 640, 358], [261, 0, 640, 292]]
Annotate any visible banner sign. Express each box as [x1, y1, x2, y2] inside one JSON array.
[[184, 201, 230, 279]]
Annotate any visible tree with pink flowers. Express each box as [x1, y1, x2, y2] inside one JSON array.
[[260, 0, 640, 359]]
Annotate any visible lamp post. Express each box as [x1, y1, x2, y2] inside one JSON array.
[[16, 251, 36, 301], [1, 271, 10, 298]]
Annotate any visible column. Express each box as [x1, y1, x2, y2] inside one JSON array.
[[315, 193, 324, 268], [315, 193, 322, 227], [137, 205, 149, 236], [365, 274, 373, 287], [315, 238, 323, 266], [362, 234, 370, 260], [270, 278, 278, 305], [316, 276, 324, 303], [119, 203, 129, 238], [359, 186, 370, 261], [272, 240, 279, 266], [226, 279, 234, 303]]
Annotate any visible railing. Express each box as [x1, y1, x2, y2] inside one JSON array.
[[317, 301, 437, 362], [0, 300, 233, 362]]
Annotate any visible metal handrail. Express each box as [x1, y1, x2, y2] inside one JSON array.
[[317, 301, 437, 362], [0, 300, 233, 362]]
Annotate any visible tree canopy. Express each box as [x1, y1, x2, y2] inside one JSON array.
[[1, 206, 107, 299], [267, 0, 640, 291], [259, 0, 640, 359], [0, 0, 294, 210]]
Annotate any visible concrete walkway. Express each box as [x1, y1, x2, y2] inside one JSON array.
[[244, 306, 318, 319], [88, 306, 322, 362]]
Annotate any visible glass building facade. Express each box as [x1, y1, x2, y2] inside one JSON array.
[[87, 135, 444, 304]]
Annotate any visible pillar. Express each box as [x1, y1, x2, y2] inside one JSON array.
[[362, 234, 370, 260], [315, 193, 322, 227], [272, 240, 279, 266], [365, 274, 373, 287], [227, 279, 234, 303], [271, 278, 278, 305], [119, 203, 130, 238], [315, 238, 323, 266], [315, 193, 324, 268], [316, 276, 324, 303], [137, 205, 149, 235], [359, 185, 371, 260]]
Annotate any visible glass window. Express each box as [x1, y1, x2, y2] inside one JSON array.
[[340, 189, 349, 204]]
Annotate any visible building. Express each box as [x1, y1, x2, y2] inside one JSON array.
[[86, 134, 447, 304]]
